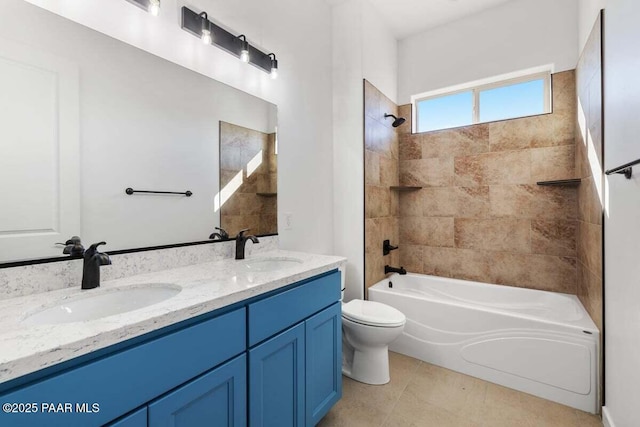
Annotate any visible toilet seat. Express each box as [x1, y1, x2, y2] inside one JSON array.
[[342, 300, 406, 328]]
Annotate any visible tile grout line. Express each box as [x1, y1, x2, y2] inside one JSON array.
[[379, 359, 423, 427]]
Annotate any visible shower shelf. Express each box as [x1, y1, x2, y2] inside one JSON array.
[[536, 179, 581, 187], [390, 186, 423, 191], [256, 192, 277, 197]]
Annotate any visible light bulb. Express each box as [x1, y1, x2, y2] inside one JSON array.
[[201, 29, 212, 45], [238, 36, 250, 63], [269, 54, 278, 79], [240, 49, 250, 63], [148, 0, 160, 16]]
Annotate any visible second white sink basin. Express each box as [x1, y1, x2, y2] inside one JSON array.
[[241, 257, 303, 272], [22, 284, 181, 325]]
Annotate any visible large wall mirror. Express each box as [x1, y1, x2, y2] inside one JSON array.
[[0, 0, 277, 264]]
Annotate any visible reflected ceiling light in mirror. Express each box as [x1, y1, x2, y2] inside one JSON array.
[[199, 12, 212, 45], [268, 53, 278, 79], [180, 7, 278, 77], [148, 0, 160, 16], [125, 0, 160, 16], [238, 35, 250, 63]]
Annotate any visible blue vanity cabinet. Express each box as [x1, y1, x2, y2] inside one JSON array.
[[0, 270, 342, 427], [247, 270, 342, 427], [249, 323, 306, 427], [305, 302, 342, 426], [107, 407, 148, 427], [0, 308, 246, 427], [148, 354, 247, 427]]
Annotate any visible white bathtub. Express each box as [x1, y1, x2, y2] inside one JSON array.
[[369, 273, 600, 413]]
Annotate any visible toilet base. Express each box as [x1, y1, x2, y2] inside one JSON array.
[[342, 344, 390, 385]]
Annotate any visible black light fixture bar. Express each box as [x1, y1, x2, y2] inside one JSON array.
[[125, 0, 150, 11], [125, 0, 159, 15], [181, 6, 273, 74]]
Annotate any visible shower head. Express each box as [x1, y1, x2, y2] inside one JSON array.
[[384, 114, 406, 128]]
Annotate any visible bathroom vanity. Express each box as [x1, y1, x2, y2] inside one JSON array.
[[0, 251, 344, 427]]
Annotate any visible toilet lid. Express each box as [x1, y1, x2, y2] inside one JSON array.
[[342, 300, 406, 327]]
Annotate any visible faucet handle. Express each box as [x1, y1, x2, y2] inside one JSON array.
[[85, 242, 107, 258], [209, 227, 229, 240], [237, 228, 251, 238], [215, 227, 229, 239], [57, 236, 85, 256], [88, 241, 107, 251]]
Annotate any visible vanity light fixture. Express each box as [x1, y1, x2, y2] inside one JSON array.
[[124, 0, 160, 16], [238, 35, 250, 63], [269, 53, 278, 79], [180, 7, 279, 77], [200, 12, 212, 45], [148, 0, 160, 16]]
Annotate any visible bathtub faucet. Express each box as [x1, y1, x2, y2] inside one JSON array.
[[385, 265, 407, 275]]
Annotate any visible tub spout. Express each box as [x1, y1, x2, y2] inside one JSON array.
[[385, 265, 407, 275]]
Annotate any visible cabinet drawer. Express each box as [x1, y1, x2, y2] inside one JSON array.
[[0, 308, 246, 427], [248, 271, 341, 346]]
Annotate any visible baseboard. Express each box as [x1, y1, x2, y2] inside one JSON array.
[[602, 406, 615, 427]]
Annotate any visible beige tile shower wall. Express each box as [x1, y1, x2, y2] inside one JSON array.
[[575, 14, 604, 332], [398, 71, 579, 294], [364, 80, 400, 292], [220, 122, 277, 237]]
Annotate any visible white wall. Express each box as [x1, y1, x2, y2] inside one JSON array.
[[24, 0, 335, 255], [332, 0, 397, 301], [602, 1, 640, 425], [362, 3, 398, 103], [397, 0, 579, 104], [579, 0, 607, 54]]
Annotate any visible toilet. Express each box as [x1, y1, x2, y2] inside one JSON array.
[[341, 299, 406, 385]]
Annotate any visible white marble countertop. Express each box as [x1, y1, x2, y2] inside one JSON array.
[[0, 250, 346, 385]]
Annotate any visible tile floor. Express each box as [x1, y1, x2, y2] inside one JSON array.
[[318, 352, 602, 427]]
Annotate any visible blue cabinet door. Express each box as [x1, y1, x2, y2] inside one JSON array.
[[305, 303, 342, 426], [107, 407, 147, 427], [249, 323, 305, 427], [148, 354, 246, 427]]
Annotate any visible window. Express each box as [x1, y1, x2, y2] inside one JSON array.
[[413, 70, 551, 133]]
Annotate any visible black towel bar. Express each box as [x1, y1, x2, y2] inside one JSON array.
[[605, 158, 640, 179], [125, 188, 193, 197]]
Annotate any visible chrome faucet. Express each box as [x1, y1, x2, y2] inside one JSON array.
[[235, 229, 259, 260], [82, 242, 111, 290]]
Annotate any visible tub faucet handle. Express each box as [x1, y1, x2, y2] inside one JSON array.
[[383, 240, 399, 255]]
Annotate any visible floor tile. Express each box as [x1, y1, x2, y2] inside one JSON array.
[[319, 352, 602, 427]]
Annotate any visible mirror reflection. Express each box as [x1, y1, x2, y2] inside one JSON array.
[[219, 122, 278, 237], [0, 0, 277, 264]]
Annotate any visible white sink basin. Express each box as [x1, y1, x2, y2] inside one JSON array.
[[22, 284, 181, 325], [241, 257, 304, 273]]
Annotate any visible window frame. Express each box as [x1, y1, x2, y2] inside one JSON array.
[[412, 69, 552, 134]]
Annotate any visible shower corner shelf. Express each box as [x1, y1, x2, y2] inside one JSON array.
[[390, 186, 423, 191], [536, 179, 581, 187], [256, 192, 277, 197]]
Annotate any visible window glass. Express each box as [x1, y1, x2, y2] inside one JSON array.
[[413, 72, 550, 133], [416, 91, 473, 133], [479, 78, 545, 123]]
